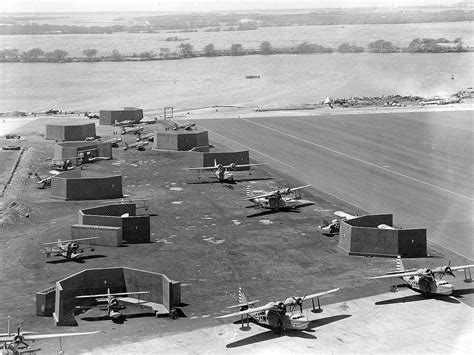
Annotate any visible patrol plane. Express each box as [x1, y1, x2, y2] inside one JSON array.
[[114, 120, 135, 127], [318, 211, 356, 236], [370, 256, 474, 298], [246, 184, 312, 212], [216, 287, 339, 334], [189, 160, 265, 183], [76, 288, 150, 322], [42, 237, 98, 261]]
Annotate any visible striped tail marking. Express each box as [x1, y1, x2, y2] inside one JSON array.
[[397, 255, 405, 272]]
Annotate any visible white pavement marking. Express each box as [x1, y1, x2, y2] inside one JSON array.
[[203, 128, 296, 169], [239, 117, 473, 201], [428, 239, 474, 262]]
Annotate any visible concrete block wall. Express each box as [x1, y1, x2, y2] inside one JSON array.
[[49, 268, 181, 326], [71, 224, 123, 247], [54, 268, 126, 326], [50, 174, 122, 200], [339, 214, 427, 257], [46, 123, 96, 141], [153, 130, 209, 151], [54, 142, 113, 161], [36, 286, 56, 316], [78, 204, 149, 243], [202, 151, 250, 168], [99, 108, 143, 125]]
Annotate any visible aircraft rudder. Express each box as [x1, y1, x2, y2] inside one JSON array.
[[396, 255, 405, 272]]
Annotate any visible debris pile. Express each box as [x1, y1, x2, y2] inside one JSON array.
[[0, 200, 32, 226], [329, 95, 424, 108]]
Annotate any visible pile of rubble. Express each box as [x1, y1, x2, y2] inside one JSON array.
[[329, 95, 424, 108]]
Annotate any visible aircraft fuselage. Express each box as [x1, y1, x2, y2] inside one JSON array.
[[402, 276, 454, 296], [251, 309, 309, 331]]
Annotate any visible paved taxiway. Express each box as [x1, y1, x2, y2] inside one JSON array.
[[83, 287, 472, 354], [198, 110, 473, 259]]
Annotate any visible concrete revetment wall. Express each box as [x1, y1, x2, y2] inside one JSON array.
[[54, 141, 113, 161], [202, 151, 250, 168], [50, 171, 122, 200], [71, 224, 122, 247], [99, 108, 143, 125], [45, 123, 96, 141], [338, 214, 427, 257], [153, 130, 209, 151], [40, 267, 181, 326], [77, 203, 150, 244]]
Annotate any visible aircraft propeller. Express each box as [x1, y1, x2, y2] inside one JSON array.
[[291, 297, 304, 313], [13, 327, 29, 349]]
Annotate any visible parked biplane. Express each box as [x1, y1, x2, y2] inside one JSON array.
[[189, 160, 265, 183], [42, 237, 98, 261], [318, 211, 357, 236], [76, 288, 150, 322], [369, 256, 474, 298], [157, 120, 195, 131], [216, 287, 339, 334], [246, 184, 313, 215]]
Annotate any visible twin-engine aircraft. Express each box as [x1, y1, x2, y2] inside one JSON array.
[[216, 287, 339, 334], [370, 256, 474, 298], [318, 211, 356, 236], [42, 237, 98, 261], [189, 160, 265, 183], [0, 318, 99, 355], [76, 288, 150, 322], [246, 184, 312, 212]]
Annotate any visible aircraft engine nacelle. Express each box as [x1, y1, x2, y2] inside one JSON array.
[[432, 266, 454, 276], [229, 163, 236, 170]]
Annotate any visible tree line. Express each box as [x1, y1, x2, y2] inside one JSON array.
[[0, 38, 468, 63]]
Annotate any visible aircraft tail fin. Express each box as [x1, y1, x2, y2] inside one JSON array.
[[396, 255, 405, 272], [239, 287, 248, 305], [246, 186, 253, 198]]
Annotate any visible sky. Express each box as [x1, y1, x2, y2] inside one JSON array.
[[0, 0, 465, 13]]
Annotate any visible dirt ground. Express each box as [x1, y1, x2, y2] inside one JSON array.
[[0, 114, 472, 353]]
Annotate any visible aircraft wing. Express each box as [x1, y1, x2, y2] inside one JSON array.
[[43, 237, 99, 245], [334, 211, 356, 220], [289, 184, 311, 192], [449, 264, 474, 271], [216, 302, 277, 319], [284, 288, 340, 305], [224, 163, 265, 169], [188, 166, 217, 171], [369, 271, 424, 279], [24, 331, 101, 341], [226, 300, 260, 309], [76, 291, 150, 299]]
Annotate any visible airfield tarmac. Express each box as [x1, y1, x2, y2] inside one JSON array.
[[0, 105, 472, 354]]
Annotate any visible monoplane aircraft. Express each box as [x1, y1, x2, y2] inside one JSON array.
[[136, 132, 154, 142], [0, 318, 99, 355], [42, 237, 98, 261], [123, 140, 149, 151], [189, 160, 265, 183], [370, 256, 474, 298], [216, 287, 339, 334], [318, 211, 356, 236], [157, 120, 195, 131], [139, 116, 157, 124], [114, 120, 135, 127], [103, 137, 122, 147], [33, 171, 60, 189], [246, 184, 312, 212], [76, 288, 150, 322], [120, 126, 144, 135]]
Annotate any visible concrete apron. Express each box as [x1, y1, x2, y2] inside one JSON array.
[[85, 288, 472, 354]]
